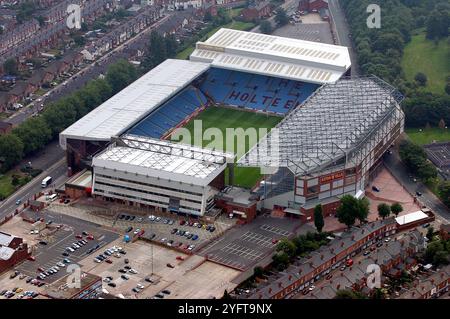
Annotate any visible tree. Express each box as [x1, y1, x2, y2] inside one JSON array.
[[433, 250, 449, 266], [142, 32, 168, 71], [438, 118, 446, 129], [445, 82, 450, 95], [334, 289, 366, 299], [12, 117, 52, 156], [105, 59, 137, 94], [377, 203, 391, 219], [73, 35, 86, 47], [276, 238, 296, 257], [253, 266, 264, 278], [0, 134, 24, 173], [426, 226, 434, 241], [272, 251, 290, 270], [390, 203, 403, 217], [259, 20, 272, 34], [11, 175, 20, 186], [336, 195, 358, 228], [274, 8, 289, 27], [414, 72, 427, 86], [314, 204, 324, 233], [426, 9, 450, 40], [3, 58, 18, 76], [356, 197, 370, 223], [438, 181, 450, 208]]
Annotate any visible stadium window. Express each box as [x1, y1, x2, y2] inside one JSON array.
[[307, 185, 319, 195]]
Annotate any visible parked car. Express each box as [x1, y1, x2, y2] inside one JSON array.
[[121, 274, 129, 280], [125, 226, 133, 233], [166, 263, 175, 268], [108, 282, 116, 288]]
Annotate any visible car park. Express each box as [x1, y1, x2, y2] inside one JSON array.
[[121, 274, 129, 280]]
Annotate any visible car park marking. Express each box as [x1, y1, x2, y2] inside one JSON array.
[[260, 224, 291, 236], [241, 232, 274, 248]]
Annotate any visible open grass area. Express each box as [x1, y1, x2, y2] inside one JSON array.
[[402, 32, 450, 94], [0, 171, 32, 200], [171, 106, 282, 188], [405, 127, 450, 145]]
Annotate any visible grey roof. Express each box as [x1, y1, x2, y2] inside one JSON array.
[[0, 231, 15, 246], [238, 76, 404, 176]]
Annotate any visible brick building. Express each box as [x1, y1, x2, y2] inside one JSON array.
[[0, 232, 30, 274], [241, 0, 271, 22]]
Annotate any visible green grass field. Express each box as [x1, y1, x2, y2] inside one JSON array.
[[402, 32, 450, 94], [170, 107, 282, 188], [406, 127, 450, 145]]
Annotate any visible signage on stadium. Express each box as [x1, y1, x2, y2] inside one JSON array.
[[319, 172, 344, 183]]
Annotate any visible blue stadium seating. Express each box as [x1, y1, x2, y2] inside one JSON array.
[[200, 68, 319, 115], [128, 86, 207, 138]]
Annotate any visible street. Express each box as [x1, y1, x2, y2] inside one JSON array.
[[328, 0, 359, 75], [384, 140, 450, 222]]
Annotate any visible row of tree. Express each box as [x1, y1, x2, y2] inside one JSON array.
[[0, 59, 137, 174], [272, 232, 331, 270], [398, 140, 438, 184]]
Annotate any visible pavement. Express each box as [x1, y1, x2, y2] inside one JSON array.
[[328, 0, 359, 76], [198, 216, 313, 271], [384, 139, 450, 222]]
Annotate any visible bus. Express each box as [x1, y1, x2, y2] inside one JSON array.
[[41, 176, 52, 188]]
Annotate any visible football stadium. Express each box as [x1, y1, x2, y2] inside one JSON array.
[[60, 28, 404, 222]]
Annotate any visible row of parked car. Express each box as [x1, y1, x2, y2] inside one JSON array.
[[94, 246, 126, 264], [0, 288, 39, 299], [170, 228, 200, 241], [37, 258, 72, 280]]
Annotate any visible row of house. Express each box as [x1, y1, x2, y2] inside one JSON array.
[[81, 4, 162, 61], [0, 231, 30, 274], [305, 230, 425, 299], [398, 265, 450, 299], [240, 0, 271, 22], [243, 218, 399, 299], [0, 50, 83, 112], [0, 0, 115, 72]]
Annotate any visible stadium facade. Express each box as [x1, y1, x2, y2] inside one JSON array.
[[60, 28, 404, 221]]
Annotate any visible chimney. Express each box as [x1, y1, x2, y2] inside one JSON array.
[[358, 260, 362, 265], [321, 287, 324, 290], [441, 273, 445, 279], [401, 240, 405, 246], [321, 254, 324, 260], [259, 294, 262, 299], [361, 229, 364, 234], [431, 279, 435, 284], [278, 282, 282, 288], [412, 292, 415, 297], [331, 248, 335, 254], [288, 275, 292, 281], [269, 288, 272, 293], [351, 235, 355, 241], [299, 269, 303, 275], [371, 223, 375, 228], [337, 284, 341, 290], [341, 242, 344, 247]]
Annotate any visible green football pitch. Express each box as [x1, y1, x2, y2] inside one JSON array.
[[170, 106, 282, 188]]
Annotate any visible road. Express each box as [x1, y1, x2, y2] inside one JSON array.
[[328, 0, 359, 75], [6, 13, 173, 126], [384, 139, 450, 222], [0, 13, 178, 220]]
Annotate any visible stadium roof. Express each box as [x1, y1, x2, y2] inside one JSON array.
[[92, 135, 235, 186], [59, 59, 209, 149], [238, 76, 404, 176], [190, 28, 351, 84]]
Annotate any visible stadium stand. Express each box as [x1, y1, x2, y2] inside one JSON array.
[[199, 68, 319, 114], [128, 86, 208, 138]]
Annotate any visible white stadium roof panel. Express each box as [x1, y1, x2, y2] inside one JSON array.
[[93, 135, 234, 186], [59, 59, 210, 149], [190, 28, 351, 84]]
